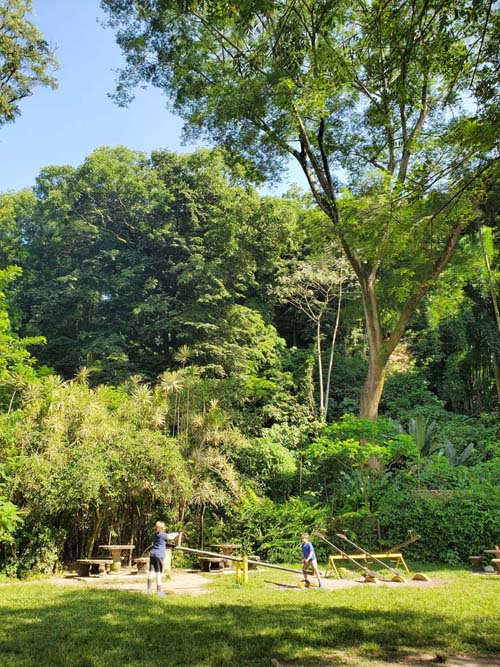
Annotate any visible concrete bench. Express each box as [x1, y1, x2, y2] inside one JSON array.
[[199, 557, 225, 572], [75, 559, 113, 577]]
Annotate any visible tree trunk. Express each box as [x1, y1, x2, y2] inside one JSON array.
[[316, 319, 325, 420], [493, 352, 500, 405], [325, 274, 344, 420], [358, 276, 390, 420], [199, 504, 206, 550], [86, 506, 105, 558], [359, 347, 388, 420]]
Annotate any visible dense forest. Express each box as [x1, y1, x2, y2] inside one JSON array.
[[0, 0, 499, 576]]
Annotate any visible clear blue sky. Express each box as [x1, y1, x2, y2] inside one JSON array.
[[0, 0, 304, 193]]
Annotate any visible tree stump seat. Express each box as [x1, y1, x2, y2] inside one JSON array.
[[248, 555, 260, 570], [468, 556, 486, 569], [491, 559, 500, 574], [199, 557, 225, 572], [75, 559, 113, 577], [134, 557, 149, 574]]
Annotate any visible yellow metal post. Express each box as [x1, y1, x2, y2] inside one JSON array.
[[242, 555, 248, 584], [235, 556, 248, 585]]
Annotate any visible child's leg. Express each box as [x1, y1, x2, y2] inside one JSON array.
[[302, 560, 309, 581], [312, 560, 322, 586], [156, 571, 162, 592], [147, 569, 155, 593]]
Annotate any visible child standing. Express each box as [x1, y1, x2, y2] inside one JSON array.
[[147, 521, 177, 596], [301, 532, 322, 588]]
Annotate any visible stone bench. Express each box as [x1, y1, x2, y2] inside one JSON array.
[[75, 559, 113, 577], [199, 556, 225, 572]]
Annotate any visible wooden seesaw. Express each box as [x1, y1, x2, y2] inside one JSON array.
[[335, 533, 431, 582], [174, 545, 311, 586], [335, 532, 407, 582], [314, 532, 383, 583]]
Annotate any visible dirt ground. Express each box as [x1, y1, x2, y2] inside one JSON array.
[[45, 567, 213, 595], [44, 566, 445, 595]]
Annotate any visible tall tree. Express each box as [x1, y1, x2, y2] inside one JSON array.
[[276, 252, 353, 420], [6, 147, 298, 383], [0, 0, 57, 127], [103, 0, 500, 418]]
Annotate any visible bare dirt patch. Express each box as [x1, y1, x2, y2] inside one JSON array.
[[44, 568, 213, 595], [269, 576, 447, 591], [41, 568, 446, 595]]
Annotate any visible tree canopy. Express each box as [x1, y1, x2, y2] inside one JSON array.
[[0, 0, 58, 128], [102, 0, 500, 418]]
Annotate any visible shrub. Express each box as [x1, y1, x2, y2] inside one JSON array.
[[212, 493, 328, 563], [378, 482, 500, 563], [379, 372, 444, 420]]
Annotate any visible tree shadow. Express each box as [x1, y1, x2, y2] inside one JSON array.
[[0, 586, 499, 667]]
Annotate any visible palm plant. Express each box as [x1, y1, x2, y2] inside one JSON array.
[[392, 415, 437, 457], [436, 439, 475, 466]]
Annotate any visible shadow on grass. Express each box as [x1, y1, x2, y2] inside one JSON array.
[[0, 585, 499, 667]]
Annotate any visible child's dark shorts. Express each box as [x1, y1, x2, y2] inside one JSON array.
[[149, 556, 164, 573]]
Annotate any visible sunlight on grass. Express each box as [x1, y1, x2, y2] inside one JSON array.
[[0, 566, 499, 666]]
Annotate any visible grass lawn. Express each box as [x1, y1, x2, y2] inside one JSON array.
[[0, 564, 499, 667]]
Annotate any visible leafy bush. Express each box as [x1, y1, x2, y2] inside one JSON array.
[[379, 372, 444, 420], [213, 492, 328, 563], [327, 510, 381, 553], [3, 524, 67, 578], [304, 415, 419, 512], [378, 478, 500, 563], [0, 461, 22, 546], [235, 437, 298, 499]]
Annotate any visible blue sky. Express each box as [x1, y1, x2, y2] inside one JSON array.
[[0, 0, 304, 193]]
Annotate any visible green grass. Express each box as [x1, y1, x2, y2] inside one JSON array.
[[0, 565, 499, 666]]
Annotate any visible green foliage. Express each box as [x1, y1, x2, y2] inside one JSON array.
[[103, 0, 499, 418], [4, 525, 67, 578], [327, 511, 381, 554], [380, 372, 444, 420], [235, 436, 297, 500], [379, 482, 500, 564], [0, 0, 58, 128], [305, 415, 419, 513], [0, 474, 22, 545], [0, 374, 187, 569], [215, 493, 328, 563], [0, 266, 44, 410], [6, 148, 300, 387], [0, 5, 499, 572], [414, 288, 500, 414]]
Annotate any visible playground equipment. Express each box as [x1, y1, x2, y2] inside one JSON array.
[[336, 533, 407, 582], [335, 533, 430, 582], [173, 545, 309, 585], [388, 534, 421, 552], [313, 532, 381, 583]]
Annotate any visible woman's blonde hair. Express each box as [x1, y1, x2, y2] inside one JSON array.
[[155, 521, 165, 532]]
